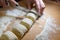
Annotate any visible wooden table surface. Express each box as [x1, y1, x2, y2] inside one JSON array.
[[0, 1, 60, 40], [21, 1, 60, 40]]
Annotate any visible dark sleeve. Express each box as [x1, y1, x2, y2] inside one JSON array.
[[15, 0, 21, 2]]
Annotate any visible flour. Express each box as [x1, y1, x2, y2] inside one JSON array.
[[40, 14, 48, 22], [0, 29, 3, 37], [36, 16, 60, 40], [6, 9, 27, 17], [0, 16, 15, 37], [12, 9, 26, 16], [6, 10, 17, 17]]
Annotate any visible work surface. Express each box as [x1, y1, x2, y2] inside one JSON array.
[[0, 1, 60, 40], [21, 2, 60, 40]]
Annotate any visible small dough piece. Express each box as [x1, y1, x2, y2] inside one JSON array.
[[0, 31, 18, 40], [20, 18, 33, 30]]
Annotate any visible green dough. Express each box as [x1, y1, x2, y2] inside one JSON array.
[[26, 16, 35, 22], [20, 21, 31, 30], [1, 34, 9, 40], [12, 28, 22, 40]]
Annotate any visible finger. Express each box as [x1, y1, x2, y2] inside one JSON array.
[[35, 0, 44, 16], [39, 0, 45, 15], [26, 0, 32, 9], [10, 0, 19, 5], [27, 3, 31, 10], [39, 0, 45, 9], [35, 0, 41, 13], [0, 0, 7, 7]]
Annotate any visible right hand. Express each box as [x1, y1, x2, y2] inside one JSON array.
[[26, 0, 45, 15]]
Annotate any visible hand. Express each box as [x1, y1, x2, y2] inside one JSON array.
[[0, 0, 18, 8], [26, 0, 45, 15]]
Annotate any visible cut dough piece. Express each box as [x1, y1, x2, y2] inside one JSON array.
[[0, 31, 18, 40], [20, 18, 33, 30], [26, 16, 34, 22], [26, 13, 37, 21], [11, 22, 27, 40]]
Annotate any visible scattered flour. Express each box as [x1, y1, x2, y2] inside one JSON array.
[[0, 16, 15, 37], [0, 29, 3, 37], [40, 14, 48, 22], [36, 16, 60, 40], [6, 9, 27, 17]]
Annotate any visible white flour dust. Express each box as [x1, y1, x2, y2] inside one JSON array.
[[6, 9, 27, 17], [36, 16, 60, 40], [0, 16, 15, 37]]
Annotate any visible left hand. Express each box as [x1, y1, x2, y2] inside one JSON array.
[[0, 0, 18, 8]]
